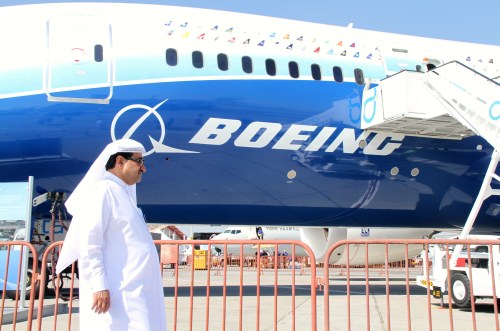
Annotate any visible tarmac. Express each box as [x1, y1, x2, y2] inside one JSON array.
[[3, 266, 499, 330]]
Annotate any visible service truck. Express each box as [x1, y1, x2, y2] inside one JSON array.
[[416, 236, 500, 308]]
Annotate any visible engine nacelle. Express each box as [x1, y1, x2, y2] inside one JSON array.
[[299, 227, 347, 264]]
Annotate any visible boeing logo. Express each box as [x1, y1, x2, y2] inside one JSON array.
[[112, 102, 404, 156], [111, 100, 198, 156], [189, 118, 405, 156]]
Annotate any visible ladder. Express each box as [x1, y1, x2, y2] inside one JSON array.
[[361, 62, 500, 146], [424, 61, 500, 151], [361, 61, 500, 265]]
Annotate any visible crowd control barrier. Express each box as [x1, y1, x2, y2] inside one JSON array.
[[1, 238, 499, 331]]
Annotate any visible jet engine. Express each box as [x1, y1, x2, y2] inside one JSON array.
[[299, 227, 348, 264]]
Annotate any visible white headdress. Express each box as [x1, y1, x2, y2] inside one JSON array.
[[56, 139, 146, 274]]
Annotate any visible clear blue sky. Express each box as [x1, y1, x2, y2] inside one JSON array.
[[3, 0, 497, 45]]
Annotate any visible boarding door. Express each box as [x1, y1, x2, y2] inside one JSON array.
[[46, 15, 113, 104], [377, 41, 425, 76]]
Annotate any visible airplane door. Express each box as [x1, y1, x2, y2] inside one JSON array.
[[46, 15, 112, 104], [377, 41, 425, 76], [247, 227, 258, 240]]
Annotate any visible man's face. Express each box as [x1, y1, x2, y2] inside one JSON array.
[[119, 152, 146, 185]]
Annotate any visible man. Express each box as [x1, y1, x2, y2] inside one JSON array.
[[56, 139, 167, 330]]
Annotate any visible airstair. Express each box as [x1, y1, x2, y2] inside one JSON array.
[[361, 61, 500, 265], [361, 61, 500, 147]]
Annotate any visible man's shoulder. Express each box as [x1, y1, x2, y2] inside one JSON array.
[[94, 178, 121, 194]]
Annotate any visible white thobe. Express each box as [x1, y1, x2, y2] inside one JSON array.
[[77, 173, 166, 330]]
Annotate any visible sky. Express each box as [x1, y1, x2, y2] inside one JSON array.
[[2, 0, 499, 46]]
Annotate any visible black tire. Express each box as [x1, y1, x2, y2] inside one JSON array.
[[451, 273, 472, 308], [6, 258, 48, 300]]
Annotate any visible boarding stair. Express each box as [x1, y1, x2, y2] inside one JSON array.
[[361, 61, 500, 266]]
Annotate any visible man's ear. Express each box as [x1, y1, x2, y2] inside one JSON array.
[[117, 156, 125, 167]]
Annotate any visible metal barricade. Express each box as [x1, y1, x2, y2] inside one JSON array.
[[322, 239, 500, 331], [4, 238, 500, 331], [160, 240, 318, 331], [32, 239, 318, 331], [0, 241, 39, 331]]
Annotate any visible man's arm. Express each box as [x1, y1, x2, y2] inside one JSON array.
[[83, 184, 112, 310]]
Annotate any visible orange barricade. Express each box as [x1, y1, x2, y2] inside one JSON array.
[[2, 238, 500, 331], [0, 241, 39, 331], [29, 240, 317, 331], [322, 239, 500, 331]]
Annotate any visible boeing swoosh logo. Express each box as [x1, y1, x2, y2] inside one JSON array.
[[111, 99, 199, 156]]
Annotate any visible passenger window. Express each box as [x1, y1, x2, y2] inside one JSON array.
[[166, 48, 178, 66], [333, 66, 343, 82], [242, 56, 253, 74], [217, 53, 229, 71], [354, 68, 364, 85], [192, 51, 204, 69], [288, 61, 299, 79], [265, 59, 276, 76], [94, 45, 103, 62], [311, 64, 321, 80]]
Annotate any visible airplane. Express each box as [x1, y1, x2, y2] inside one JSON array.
[[211, 226, 436, 264], [0, 2, 499, 240]]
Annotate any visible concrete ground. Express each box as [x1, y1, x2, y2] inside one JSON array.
[[3, 266, 499, 331]]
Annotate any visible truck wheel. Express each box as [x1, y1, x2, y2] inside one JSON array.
[[451, 273, 472, 308]]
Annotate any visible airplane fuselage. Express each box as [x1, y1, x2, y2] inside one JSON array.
[[1, 3, 499, 229]]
